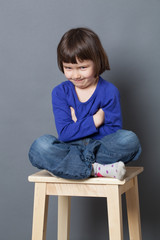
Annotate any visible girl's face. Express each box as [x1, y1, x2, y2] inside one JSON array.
[[63, 59, 98, 89]]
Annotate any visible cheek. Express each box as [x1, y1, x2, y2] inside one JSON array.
[[64, 71, 70, 79], [86, 70, 95, 78]]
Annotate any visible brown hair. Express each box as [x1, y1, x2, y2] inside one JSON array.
[[57, 27, 110, 76]]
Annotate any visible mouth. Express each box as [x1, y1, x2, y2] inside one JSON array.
[[73, 78, 84, 82]]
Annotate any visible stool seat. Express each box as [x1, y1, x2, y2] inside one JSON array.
[[28, 167, 143, 240]]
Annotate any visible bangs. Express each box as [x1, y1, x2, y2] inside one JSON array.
[[59, 37, 93, 64]]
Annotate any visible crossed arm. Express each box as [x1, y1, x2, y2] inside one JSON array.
[[70, 106, 105, 128]]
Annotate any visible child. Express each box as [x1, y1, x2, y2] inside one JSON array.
[[29, 27, 141, 180]]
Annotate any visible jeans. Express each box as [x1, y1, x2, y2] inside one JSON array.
[[28, 130, 141, 180]]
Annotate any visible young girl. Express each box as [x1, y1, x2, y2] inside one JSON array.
[[29, 27, 141, 180]]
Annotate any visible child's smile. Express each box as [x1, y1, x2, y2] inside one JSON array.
[[63, 59, 98, 89]]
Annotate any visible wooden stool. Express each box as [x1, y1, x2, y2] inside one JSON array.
[[28, 167, 143, 240]]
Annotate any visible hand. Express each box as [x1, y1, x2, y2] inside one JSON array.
[[70, 107, 77, 122], [93, 108, 105, 128]]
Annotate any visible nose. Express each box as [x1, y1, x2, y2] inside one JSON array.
[[71, 70, 81, 79]]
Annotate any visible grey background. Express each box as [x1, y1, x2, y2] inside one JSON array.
[[0, 0, 159, 239]]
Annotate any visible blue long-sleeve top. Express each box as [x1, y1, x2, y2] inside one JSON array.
[[52, 76, 122, 142]]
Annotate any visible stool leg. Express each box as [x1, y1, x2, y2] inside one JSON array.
[[58, 196, 71, 240], [125, 176, 142, 240], [106, 186, 123, 240], [32, 183, 49, 240]]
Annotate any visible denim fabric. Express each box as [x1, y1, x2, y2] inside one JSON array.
[[28, 130, 141, 180]]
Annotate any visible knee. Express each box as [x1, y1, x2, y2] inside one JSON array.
[[28, 135, 57, 163], [30, 134, 56, 150], [118, 130, 140, 149]]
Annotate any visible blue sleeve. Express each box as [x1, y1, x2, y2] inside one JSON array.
[[101, 85, 122, 135], [52, 86, 98, 142]]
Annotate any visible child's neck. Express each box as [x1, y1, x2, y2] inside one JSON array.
[[75, 78, 99, 103]]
